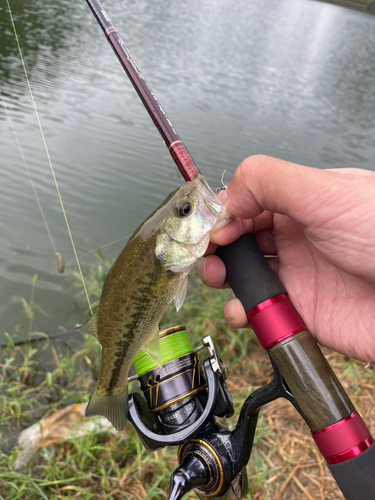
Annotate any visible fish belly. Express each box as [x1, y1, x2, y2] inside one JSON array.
[[86, 237, 185, 430]]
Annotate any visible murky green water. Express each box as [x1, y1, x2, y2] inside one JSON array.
[[1, 0, 375, 341]]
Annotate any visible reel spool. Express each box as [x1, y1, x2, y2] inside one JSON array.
[[133, 325, 209, 433]]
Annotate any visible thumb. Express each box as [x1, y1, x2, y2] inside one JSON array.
[[225, 155, 375, 228]]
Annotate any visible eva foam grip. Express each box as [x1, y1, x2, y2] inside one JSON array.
[[328, 442, 375, 499], [214, 233, 286, 312]]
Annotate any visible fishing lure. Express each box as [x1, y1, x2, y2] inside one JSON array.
[[55, 252, 65, 273]]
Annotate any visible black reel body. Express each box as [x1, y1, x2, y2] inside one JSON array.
[[137, 351, 208, 434]]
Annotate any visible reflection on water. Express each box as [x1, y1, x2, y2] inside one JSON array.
[[0, 0, 375, 340]]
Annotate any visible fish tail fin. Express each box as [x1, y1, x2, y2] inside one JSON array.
[[86, 387, 128, 431]]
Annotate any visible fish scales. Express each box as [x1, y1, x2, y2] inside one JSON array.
[[96, 233, 185, 396], [80, 175, 230, 430]]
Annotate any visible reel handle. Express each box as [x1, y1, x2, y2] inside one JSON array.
[[215, 234, 374, 499]]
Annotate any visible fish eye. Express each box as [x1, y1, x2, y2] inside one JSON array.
[[176, 202, 192, 217]]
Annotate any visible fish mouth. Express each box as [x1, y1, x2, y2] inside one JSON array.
[[203, 197, 226, 218], [196, 176, 231, 224], [200, 195, 231, 230]]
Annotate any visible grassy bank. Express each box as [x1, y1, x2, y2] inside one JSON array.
[[0, 256, 374, 499]]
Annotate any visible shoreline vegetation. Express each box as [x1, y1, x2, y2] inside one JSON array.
[[318, 0, 375, 13], [1, 253, 374, 499]]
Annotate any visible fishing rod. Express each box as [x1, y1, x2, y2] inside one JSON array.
[[85, 0, 199, 183], [85, 2, 375, 499]]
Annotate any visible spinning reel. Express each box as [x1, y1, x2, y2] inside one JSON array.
[[128, 324, 299, 500]]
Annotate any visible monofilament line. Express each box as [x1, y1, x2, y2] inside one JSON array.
[[6, 0, 93, 315], [0, 91, 57, 255], [78, 233, 132, 259]]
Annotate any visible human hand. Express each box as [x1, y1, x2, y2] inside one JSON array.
[[199, 155, 375, 362]]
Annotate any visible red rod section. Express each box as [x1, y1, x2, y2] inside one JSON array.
[[246, 294, 306, 349], [86, 0, 200, 182], [312, 412, 373, 464]]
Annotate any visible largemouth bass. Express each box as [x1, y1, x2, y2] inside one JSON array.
[[79, 175, 230, 430]]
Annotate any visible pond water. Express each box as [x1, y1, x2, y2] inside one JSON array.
[[0, 0, 375, 342]]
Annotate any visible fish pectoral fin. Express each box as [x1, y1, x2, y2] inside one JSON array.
[[86, 387, 128, 431], [142, 327, 162, 367], [75, 312, 98, 339], [174, 277, 188, 312]]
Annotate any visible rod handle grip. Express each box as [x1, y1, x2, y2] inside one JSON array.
[[328, 443, 375, 499], [215, 233, 286, 312]]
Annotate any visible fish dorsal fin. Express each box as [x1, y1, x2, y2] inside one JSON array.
[[174, 277, 188, 312], [75, 312, 98, 339], [142, 326, 162, 367]]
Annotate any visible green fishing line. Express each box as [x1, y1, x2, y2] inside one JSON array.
[[134, 329, 193, 376]]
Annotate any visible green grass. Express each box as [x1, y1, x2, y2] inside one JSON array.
[[0, 252, 374, 499]]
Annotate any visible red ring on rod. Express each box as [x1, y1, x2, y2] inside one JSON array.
[[246, 294, 306, 349], [169, 141, 200, 182], [105, 27, 117, 37], [312, 411, 373, 464]]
